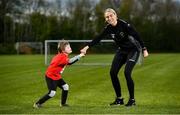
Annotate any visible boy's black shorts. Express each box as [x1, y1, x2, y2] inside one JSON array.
[[45, 76, 66, 91]]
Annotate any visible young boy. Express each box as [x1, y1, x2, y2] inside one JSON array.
[[33, 40, 85, 108]]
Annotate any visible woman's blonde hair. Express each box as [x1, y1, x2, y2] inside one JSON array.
[[57, 40, 70, 53], [104, 8, 117, 17]]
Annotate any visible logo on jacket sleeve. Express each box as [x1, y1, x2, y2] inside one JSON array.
[[111, 34, 115, 39]]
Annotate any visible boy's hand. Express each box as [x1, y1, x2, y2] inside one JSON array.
[[143, 50, 149, 58], [80, 53, 85, 57]]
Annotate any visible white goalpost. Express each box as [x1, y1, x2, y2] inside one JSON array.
[[44, 39, 114, 65]]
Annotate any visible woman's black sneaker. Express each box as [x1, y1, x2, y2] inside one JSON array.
[[110, 98, 124, 106], [125, 99, 136, 107], [60, 104, 69, 107]]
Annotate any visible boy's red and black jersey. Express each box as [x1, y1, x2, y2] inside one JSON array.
[[46, 53, 69, 80]]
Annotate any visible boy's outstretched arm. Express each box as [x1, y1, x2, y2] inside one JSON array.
[[68, 53, 85, 65]]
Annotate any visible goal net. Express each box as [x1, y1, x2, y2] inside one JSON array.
[[44, 40, 116, 65]]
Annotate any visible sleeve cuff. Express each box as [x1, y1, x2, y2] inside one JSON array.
[[142, 47, 147, 51]]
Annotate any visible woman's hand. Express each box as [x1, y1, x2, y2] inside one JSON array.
[[80, 46, 89, 54], [143, 50, 149, 58]]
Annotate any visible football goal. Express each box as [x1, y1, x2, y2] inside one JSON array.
[[44, 40, 116, 65]]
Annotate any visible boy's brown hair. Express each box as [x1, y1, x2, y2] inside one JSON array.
[[57, 40, 70, 53]]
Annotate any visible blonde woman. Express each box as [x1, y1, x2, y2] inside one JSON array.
[[81, 8, 148, 107]]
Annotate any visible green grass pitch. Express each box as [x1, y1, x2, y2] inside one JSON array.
[[0, 54, 180, 114]]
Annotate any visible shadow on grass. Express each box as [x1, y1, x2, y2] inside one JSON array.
[[1, 103, 179, 114]]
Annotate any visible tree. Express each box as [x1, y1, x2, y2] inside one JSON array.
[[118, 0, 134, 21], [0, 0, 26, 43], [62, 0, 96, 39]]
